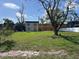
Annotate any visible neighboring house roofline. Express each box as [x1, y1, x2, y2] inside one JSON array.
[[25, 21, 39, 23]]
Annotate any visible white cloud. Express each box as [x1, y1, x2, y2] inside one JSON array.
[[69, 2, 79, 9], [16, 12, 37, 21], [16, 12, 21, 17], [3, 3, 20, 10], [16, 12, 27, 18], [0, 17, 17, 23]]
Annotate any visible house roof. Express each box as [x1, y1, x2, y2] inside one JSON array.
[[25, 21, 39, 23]]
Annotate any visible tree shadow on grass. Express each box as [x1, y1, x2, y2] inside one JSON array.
[[60, 35, 79, 45], [0, 40, 16, 52]]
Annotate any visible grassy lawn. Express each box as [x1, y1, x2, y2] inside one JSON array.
[[1, 31, 79, 59], [8, 31, 79, 53]]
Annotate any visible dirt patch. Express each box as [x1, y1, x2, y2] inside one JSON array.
[[0, 50, 67, 57]]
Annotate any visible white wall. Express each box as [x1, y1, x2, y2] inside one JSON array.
[[25, 23, 38, 31], [59, 27, 79, 32]]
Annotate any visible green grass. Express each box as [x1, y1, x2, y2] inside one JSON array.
[[1, 31, 79, 59], [8, 31, 79, 53]]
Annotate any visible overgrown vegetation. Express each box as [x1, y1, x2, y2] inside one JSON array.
[[0, 18, 15, 52]]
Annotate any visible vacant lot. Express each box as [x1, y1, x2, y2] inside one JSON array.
[[1, 31, 79, 59]]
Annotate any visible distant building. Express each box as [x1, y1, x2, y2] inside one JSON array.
[[38, 21, 79, 31], [67, 21, 79, 27], [25, 21, 39, 31], [1, 20, 79, 32], [38, 24, 53, 31]]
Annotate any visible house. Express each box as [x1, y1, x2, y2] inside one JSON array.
[[25, 21, 39, 31], [38, 21, 79, 31], [38, 24, 68, 31], [38, 24, 53, 31]]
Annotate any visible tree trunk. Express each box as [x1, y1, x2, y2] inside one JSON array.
[[54, 30, 59, 36]]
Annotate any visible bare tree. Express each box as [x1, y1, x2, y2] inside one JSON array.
[[15, 0, 26, 31], [38, 17, 45, 24], [38, 0, 74, 36], [16, 0, 25, 24]]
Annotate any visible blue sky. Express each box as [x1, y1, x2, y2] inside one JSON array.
[[0, 0, 79, 23], [0, 0, 45, 23]]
